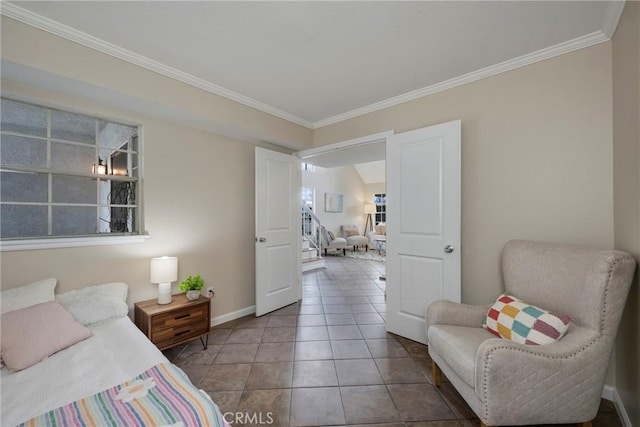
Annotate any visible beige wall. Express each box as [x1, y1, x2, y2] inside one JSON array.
[[613, 1, 640, 424], [0, 16, 316, 320], [365, 182, 386, 202], [0, 80, 269, 319], [302, 166, 367, 236], [315, 43, 615, 306]]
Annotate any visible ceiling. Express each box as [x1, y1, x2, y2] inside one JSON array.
[[303, 141, 386, 182], [3, 1, 623, 128], [354, 161, 386, 185]]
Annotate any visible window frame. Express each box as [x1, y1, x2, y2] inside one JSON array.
[[0, 97, 148, 251], [374, 193, 386, 224]]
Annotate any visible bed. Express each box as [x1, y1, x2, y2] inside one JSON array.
[[1, 280, 229, 427]]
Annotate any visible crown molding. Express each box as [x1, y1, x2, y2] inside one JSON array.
[[601, 0, 626, 39], [1, 2, 622, 131], [313, 30, 610, 128], [0, 2, 314, 129]]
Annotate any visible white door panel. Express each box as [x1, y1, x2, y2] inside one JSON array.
[[386, 120, 461, 344], [399, 138, 443, 236], [255, 147, 301, 317]]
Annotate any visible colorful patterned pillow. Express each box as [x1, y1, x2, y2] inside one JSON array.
[[484, 294, 571, 345]]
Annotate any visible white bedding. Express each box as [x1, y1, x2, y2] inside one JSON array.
[[1, 316, 168, 426]]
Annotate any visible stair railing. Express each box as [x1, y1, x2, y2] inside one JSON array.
[[302, 205, 323, 255]]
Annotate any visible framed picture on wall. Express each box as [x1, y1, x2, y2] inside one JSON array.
[[325, 193, 344, 212]]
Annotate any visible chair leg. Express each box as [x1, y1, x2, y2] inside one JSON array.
[[324, 248, 327, 256], [342, 248, 346, 256], [432, 360, 442, 387], [578, 423, 592, 427]]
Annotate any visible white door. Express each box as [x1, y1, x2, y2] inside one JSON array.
[[386, 120, 461, 344], [255, 147, 301, 316]]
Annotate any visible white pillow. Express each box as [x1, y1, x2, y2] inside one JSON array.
[[56, 282, 129, 326], [1, 278, 57, 314]]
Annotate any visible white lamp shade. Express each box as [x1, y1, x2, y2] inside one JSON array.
[[150, 256, 178, 283], [364, 204, 376, 214]]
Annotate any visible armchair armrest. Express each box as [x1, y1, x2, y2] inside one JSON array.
[[425, 300, 489, 331], [474, 325, 606, 424]]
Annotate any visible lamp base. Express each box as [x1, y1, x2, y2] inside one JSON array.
[[157, 282, 172, 305]]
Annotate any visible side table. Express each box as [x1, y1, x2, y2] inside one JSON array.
[[134, 294, 210, 351]]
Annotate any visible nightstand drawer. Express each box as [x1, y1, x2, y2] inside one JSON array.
[[151, 305, 207, 330], [152, 323, 209, 349], [134, 294, 211, 351]]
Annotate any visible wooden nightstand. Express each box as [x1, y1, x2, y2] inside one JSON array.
[[134, 294, 210, 351]]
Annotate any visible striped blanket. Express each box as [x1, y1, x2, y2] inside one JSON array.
[[19, 363, 228, 427]]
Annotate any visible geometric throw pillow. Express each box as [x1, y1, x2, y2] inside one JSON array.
[[485, 294, 571, 345]]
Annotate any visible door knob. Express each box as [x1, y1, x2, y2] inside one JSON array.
[[258, 237, 267, 243], [444, 245, 454, 254]]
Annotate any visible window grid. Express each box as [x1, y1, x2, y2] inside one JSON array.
[[0, 98, 141, 240], [374, 193, 386, 224]]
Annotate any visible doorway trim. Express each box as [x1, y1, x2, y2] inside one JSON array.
[[296, 130, 395, 161]]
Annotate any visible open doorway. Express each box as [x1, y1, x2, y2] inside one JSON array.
[[297, 122, 461, 344], [297, 132, 390, 272]]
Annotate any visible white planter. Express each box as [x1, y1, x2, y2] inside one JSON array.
[[186, 290, 201, 300]]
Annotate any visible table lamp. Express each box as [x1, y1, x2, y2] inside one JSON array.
[[150, 256, 178, 305]]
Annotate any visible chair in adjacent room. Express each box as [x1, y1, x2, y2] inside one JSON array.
[[340, 224, 369, 251], [319, 225, 347, 256], [426, 240, 636, 427]]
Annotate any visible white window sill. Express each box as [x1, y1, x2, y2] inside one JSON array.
[[0, 235, 151, 252]]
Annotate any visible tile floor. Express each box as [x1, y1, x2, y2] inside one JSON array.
[[164, 255, 622, 427]]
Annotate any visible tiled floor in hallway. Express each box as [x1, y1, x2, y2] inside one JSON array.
[[165, 254, 622, 427]]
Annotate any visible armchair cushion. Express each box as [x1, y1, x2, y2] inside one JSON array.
[[485, 294, 571, 345], [428, 325, 495, 387]]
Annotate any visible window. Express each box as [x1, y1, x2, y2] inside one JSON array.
[[374, 193, 386, 224], [0, 98, 142, 244]]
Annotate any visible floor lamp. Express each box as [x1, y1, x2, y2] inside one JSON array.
[[364, 203, 376, 235]]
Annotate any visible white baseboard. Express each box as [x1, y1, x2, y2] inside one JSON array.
[[210, 305, 256, 327], [602, 384, 615, 401], [603, 386, 633, 427]]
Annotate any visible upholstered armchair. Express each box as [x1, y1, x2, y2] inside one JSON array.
[[340, 224, 369, 251], [319, 225, 347, 256], [426, 240, 636, 427]]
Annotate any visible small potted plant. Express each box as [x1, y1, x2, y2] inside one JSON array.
[[179, 275, 204, 300]]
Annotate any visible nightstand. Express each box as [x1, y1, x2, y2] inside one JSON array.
[[134, 294, 210, 351]]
